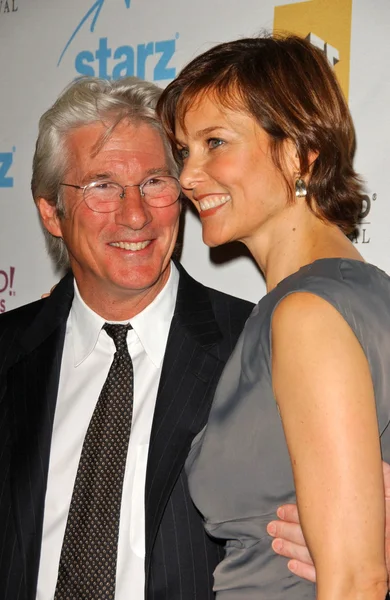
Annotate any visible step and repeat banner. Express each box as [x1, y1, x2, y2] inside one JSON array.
[[0, 0, 389, 312]]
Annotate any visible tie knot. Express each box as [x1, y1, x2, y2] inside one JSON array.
[[103, 323, 132, 352]]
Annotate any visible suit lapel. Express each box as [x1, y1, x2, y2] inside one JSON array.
[[145, 265, 225, 568], [7, 274, 74, 594]]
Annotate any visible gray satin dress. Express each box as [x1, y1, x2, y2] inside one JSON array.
[[186, 258, 390, 599]]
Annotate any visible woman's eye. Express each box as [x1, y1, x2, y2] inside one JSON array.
[[177, 147, 189, 160], [208, 138, 224, 149]]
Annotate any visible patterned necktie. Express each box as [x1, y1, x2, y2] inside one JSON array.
[[55, 323, 133, 599]]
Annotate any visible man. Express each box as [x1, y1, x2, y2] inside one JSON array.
[[0, 76, 253, 600]]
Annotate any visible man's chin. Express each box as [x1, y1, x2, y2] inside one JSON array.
[[109, 263, 171, 296]]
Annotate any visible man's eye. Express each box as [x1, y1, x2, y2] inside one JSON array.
[[177, 147, 189, 160], [208, 138, 224, 149], [95, 182, 112, 189], [144, 178, 162, 186]]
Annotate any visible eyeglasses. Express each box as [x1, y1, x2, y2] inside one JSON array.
[[60, 175, 181, 213]]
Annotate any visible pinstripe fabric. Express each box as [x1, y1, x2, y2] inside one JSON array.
[[0, 265, 253, 600], [0, 275, 73, 600]]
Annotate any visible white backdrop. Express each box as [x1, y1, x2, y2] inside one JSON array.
[[0, 0, 389, 312]]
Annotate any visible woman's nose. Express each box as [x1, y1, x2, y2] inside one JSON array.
[[179, 156, 204, 193]]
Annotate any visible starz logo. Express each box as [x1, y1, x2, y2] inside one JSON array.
[[58, 0, 131, 67], [57, 0, 177, 82]]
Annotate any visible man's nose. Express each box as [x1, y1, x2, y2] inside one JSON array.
[[115, 187, 152, 229]]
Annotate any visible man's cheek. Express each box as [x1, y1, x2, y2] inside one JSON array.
[[162, 207, 181, 229]]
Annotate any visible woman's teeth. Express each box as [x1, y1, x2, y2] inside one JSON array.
[[199, 195, 231, 211]]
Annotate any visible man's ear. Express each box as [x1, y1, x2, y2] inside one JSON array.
[[36, 197, 63, 238]]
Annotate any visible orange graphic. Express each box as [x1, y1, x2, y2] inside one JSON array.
[[274, 0, 352, 99]]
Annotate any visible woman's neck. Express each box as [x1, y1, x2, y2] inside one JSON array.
[[243, 205, 363, 292]]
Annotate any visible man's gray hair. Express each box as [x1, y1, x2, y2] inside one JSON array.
[[31, 76, 178, 268]]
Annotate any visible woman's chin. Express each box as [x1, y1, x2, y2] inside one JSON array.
[[201, 225, 236, 248], [202, 232, 223, 248]]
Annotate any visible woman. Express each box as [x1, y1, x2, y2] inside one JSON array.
[[157, 35, 390, 599]]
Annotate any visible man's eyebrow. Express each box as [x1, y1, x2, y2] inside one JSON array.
[[81, 172, 114, 183], [143, 167, 171, 176], [81, 167, 171, 183]]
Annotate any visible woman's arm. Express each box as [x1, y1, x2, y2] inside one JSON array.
[[267, 461, 390, 586], [272, 292, 388, 600]]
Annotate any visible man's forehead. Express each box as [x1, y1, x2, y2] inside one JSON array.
[[67, 119, 166, 162]]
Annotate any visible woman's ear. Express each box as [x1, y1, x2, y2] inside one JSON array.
[[283, 139, 300, 175], [284, 139, 319, 176], [307, 149, 319, 171]]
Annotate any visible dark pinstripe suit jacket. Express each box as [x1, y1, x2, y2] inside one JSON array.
[[0, 263, 253, 600]]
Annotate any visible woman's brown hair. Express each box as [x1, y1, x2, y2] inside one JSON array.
[[157, 34, 365, 235]]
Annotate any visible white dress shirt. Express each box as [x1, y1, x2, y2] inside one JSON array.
[[36, 263, 179, 600]]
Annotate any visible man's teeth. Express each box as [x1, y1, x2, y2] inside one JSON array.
[[199, 195, 231, 211], [110, 240, 151, 251]]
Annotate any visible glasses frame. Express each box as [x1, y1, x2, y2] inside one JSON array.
[[59, 175, 182, 213]]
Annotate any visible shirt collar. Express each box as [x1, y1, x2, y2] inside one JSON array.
[[70, 262, 179, 368]]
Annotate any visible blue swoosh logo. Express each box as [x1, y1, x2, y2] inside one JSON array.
[[58, 0, 131, 66]]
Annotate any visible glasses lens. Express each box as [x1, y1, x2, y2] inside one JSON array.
[[84, 181, 122, 213], [142, 176, 181, 207]]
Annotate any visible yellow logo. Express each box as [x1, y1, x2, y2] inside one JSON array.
[[274, 0, 352, 99]]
